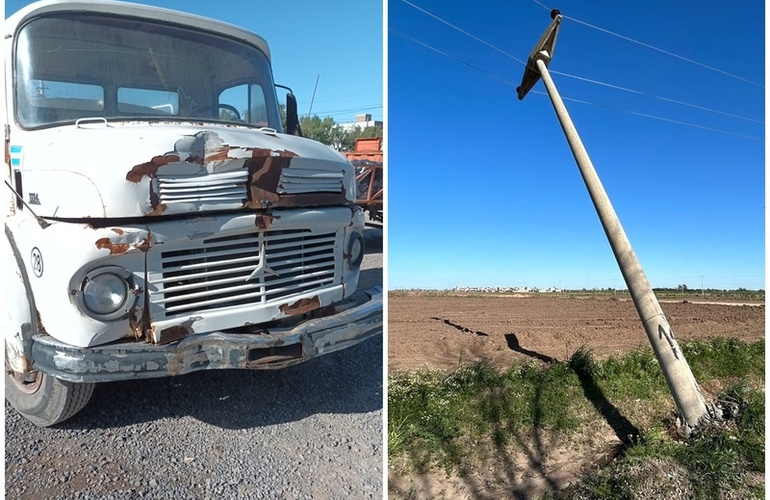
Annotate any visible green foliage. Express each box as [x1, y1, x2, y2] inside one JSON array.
[[390, 338, 765, 498], [340, 124, 383, 151], [682, 338, 764, 381], [559, 382, 765, 499], [300, 115, 346, 146], [297, 114, 382, 150], [576, 348, 667, 401], [388, 360, 586, 472]]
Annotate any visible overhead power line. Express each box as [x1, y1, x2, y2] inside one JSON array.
[[400, 0, 526, 65], [308, 104, 383, 118], [396, 0, 763, 124], [391, 29, 763, 141], [530, 91, 762, 141], [551, 70, 763, 124], [390, 29, 520, 89], [531, 0, 763, 88]]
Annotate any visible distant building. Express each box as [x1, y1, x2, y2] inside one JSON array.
[[340, 113, 382, 132]]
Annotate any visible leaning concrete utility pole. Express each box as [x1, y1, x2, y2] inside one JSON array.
[[517, 10, 713, 433]]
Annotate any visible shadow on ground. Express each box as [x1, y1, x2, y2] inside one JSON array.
[[390, 321, 638, 499], [52, 334, 382, 431]]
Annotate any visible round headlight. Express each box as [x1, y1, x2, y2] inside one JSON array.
[[346, 231, 365, 269], [82, 272, 130, 317]]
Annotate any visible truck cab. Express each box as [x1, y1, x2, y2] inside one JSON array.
[[3, 0, 382, 426]]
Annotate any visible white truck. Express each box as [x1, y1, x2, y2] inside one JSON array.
[[3, 0, 383, 426]]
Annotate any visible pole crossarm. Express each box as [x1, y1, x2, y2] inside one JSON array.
[[517, 9, 562, 100]]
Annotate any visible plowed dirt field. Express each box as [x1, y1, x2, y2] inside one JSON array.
[[388, 292, 764, 373]]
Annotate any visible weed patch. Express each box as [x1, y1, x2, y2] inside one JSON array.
[[389, 338, 764, 498]]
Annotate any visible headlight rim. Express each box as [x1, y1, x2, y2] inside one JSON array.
[[346, 231, 365, 270], [77, 266, 137, 321]]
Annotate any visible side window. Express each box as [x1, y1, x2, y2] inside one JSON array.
[[249, 85, 269, 127], [219, 84, 269, 126], [118, 88, 178, 115]]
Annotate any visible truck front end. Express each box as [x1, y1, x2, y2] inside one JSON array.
[[3, 0, 382, 426]]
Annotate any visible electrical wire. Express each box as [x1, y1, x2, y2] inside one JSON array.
[[400, 0, 526, 65], [309, 104, 383, 118], [390, 29, 519, 89], [530, 91, 762, 141], [531, 0, 763, 88], [550, 70, 763, 124], [391, 29, 763, 141], [396, 0, 763, 124]]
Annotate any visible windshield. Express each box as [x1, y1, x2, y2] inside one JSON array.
[[15, 13, 282, 130]]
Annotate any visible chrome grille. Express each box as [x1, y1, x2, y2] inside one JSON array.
[[157, 170, 248, 205], [150, 229, 338, 316], [278, 167, 344, 194]]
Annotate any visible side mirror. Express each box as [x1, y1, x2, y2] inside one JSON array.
[[276, 84, 302, 137], [286, 92, 302, 137]]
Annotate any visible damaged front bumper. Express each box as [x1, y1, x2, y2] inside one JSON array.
[[30, 287, 382, 383]]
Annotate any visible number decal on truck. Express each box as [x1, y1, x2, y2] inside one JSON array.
[[30, 248, 43, 277]]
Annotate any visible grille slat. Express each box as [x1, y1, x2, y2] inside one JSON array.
[[160, 188, 246, 199], [159, 255, 259, 275], [155, 262, 259, 283], [157, 170, 248, 205], [277, 167, 344, 194], [150, 228, 339, 318], [158, 269, 335, 306], [162, 275, 335, 314]]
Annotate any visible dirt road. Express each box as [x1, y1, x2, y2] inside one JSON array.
[[388, 293, 764, 373]]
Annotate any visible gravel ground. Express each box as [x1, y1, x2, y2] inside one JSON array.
[[5, 227, 384, 500]]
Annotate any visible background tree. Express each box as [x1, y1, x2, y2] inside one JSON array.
[[278, 113, 383, 151], [339, 124, 383, 151], [299, 115, 342, 147]]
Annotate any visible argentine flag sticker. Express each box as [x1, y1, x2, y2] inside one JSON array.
[[10, 145, 22, 167]]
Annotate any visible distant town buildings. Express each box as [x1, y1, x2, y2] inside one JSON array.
[[453, 286, 562, 293], [339, 113, 383, 132]]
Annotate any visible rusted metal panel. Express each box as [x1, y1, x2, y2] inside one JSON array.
[[28, 286, 383, 383], [94, 230, 151, 255], [15, 126, 355, 219], [125, 155, 181, 183], [125, 131, 350, 215], [143, 208, 354, 345], [254, 214, 275, 229], [279, 295, 322, 316]]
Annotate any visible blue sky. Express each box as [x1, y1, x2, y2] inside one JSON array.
[[5, 0, 383, 124], [388, 0, 764, 290]]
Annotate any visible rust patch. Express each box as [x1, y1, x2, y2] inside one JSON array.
[[19, 355, 33, 374], [280, 296, 322, 316], [134, 236, 151, 253], [146, 203, 167, 216], [111, 228, 125, 235], [128, 307, 143, 340], [96, 238, 130, 255], [126, 154, 180, 183], [255, 214, 274, 230], [95, 235, 152, 255], [149, 317, 196, 344], [151, 325, 189, 344], [204, 147, 231, 163], [36, 312, 47, 335], [242, 148, 302, 208]]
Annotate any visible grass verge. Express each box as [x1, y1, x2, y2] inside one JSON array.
[[388, 338, 764, 498]]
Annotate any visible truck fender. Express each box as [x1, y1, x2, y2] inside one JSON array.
[[3, 224, 39, 373]]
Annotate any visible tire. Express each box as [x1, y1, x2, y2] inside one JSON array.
[[6, 367, 94, 427]]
